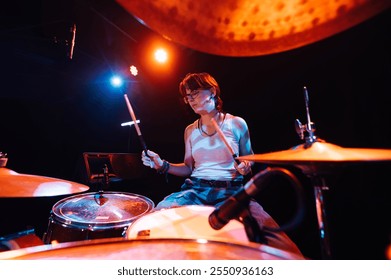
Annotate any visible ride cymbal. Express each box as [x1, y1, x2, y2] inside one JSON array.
[[0, 168, 89, 198], [238, 142, 391, 164]]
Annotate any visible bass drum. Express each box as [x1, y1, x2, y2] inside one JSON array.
[[43, 192, 154, 244], [126, 205, 249, 243]]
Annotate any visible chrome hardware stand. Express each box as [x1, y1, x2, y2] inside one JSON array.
[[296, 86, 332, 259]]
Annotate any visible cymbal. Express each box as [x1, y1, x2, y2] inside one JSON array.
[[116, 0, 390, 56], [0, 168, 89, 198], [238, 142, 391, 164]]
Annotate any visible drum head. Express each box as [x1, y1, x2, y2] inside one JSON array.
[[126, 205, 248, 243], [51, 192, 154, 229], [0, 238, 305, 260]]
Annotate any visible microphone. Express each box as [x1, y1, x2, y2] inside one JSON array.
[[201, 95, 213, 105], [69, 24, 76, 59], [209, 167, 305, 233], [209, 169, 271, 230]]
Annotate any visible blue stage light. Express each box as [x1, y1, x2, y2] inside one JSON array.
[[110, 75, 123, 88]]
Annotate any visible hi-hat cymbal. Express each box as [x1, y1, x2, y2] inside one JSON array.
[[238, 142, 391, 164], [0, 168, 89, 198]]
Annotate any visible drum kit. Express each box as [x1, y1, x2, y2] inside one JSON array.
[[0, 163, 304, 259], [1, 145, 390, 259], [1, 88, 391, 260]]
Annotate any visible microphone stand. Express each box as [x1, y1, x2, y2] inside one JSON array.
[[209, 167, 304, 245]]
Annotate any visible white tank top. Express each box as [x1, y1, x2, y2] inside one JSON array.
[[189, 113, 242, 181]]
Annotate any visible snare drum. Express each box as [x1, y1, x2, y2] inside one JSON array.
[[126, 205, 249, 243], [43, 192, 154, 244]]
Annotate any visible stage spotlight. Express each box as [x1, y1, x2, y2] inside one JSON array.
[[110, 75, 124, 88], [129, 65, 138, 76], [154, 48, 168, 63]]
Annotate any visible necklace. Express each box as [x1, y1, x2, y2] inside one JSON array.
[[199, 119, 217, 136], [198, 112, 225, 137]]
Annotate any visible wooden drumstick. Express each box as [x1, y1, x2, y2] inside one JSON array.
[[123, 94, 149, 156], [211, 118, 240, 166]]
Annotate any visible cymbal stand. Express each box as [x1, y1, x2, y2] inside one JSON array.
[[296, 86, 332, 259], [95, 164, 109, 194], [308, 174, 332, 259], [93, 164, 110, 206]]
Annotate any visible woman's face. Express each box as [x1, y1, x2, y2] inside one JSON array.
[[183, 88, 215, 114]]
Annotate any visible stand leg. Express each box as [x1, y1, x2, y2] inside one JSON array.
[[312, 176, 332, 259]]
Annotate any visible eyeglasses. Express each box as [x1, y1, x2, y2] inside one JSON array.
[[183, 88, 211, 103], [183, 89, 202, 102]]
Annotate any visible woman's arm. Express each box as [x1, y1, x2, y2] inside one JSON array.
[[141, 125, 193, 177], [168, 124, 193, 177], [232, 116, 254, 175], [233, 116, 253, 156]]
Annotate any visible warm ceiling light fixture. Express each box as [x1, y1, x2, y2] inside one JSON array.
[[115, 0, 390, 57], [154, 48, 168, 63]]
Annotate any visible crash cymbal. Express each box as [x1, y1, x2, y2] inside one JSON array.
[[0, 168, 89, 198], [238, 142, 391, 164], [116, 0, 391, 56]]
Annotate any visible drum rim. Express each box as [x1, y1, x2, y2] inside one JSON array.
[[49, 191, 155, 227], [0, 237, 306, 260]]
